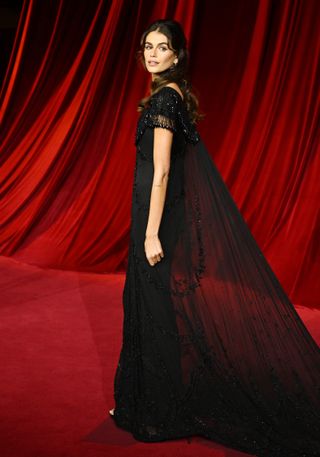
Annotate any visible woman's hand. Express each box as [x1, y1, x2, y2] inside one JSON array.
[[144, 234, 164, 266]]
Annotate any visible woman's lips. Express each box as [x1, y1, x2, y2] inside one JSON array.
[[148, 61, 159, 66]]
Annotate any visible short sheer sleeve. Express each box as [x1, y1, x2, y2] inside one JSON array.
[[147, 87, 180, 133], [135, 86, 200, 146]]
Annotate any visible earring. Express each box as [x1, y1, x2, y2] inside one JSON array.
[[169, 59, 178, 71], [169, 58, 178, 72]]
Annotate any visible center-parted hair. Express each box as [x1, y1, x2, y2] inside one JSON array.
[[137, 19, 204, 124]]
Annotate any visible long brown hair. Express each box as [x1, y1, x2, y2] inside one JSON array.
[[136, 19, 204, 124]]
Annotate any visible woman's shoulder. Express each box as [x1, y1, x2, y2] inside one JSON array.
[[162, 83, 184, 101], [151, 84, 184, 104], [135, 83, 200, 146]]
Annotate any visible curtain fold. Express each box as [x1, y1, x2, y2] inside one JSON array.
[[0, 0, 319, 308]]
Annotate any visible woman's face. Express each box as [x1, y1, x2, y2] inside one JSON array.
[[143, 30, 177, 77]]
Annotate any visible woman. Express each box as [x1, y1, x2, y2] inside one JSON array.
[[109, 19, 320, 457]]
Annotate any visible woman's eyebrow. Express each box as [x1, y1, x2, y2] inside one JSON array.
[[145, 41, 169, 46]]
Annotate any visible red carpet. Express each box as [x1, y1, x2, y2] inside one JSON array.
[[0, 255, 319, 457]]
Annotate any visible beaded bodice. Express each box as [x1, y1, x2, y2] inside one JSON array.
[[135, 86, 200, 146]]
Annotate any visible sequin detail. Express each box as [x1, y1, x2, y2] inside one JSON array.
[[135, 86, 200, 146]]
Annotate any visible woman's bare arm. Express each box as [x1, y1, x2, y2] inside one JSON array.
[[144, 126, 173, 265]]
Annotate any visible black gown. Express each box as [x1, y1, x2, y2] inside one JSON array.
[[112, 86, 320, 457]]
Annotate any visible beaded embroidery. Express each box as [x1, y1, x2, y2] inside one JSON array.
[[135, 86, 200, 146]]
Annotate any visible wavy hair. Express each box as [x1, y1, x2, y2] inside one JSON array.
[[136, 19, 204, 124]]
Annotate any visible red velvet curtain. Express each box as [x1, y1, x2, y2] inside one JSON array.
[[0, 0, 319, 309]]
